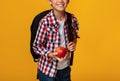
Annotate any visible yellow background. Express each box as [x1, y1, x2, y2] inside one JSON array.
[[0, 0, 120, 81]]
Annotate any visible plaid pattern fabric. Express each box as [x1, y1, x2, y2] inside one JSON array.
[[33, 10, 79, 77]]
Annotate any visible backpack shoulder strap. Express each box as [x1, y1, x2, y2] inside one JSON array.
[[66, 12, 74, 41], [66, 12, 74, 66]]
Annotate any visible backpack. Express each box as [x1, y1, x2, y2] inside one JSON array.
[[30, 9, 74, 65]]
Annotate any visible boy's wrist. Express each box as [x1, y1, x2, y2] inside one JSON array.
[[48, 52, 57, 58]]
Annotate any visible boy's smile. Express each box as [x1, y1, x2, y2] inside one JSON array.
[[49, 0, 69, 12]]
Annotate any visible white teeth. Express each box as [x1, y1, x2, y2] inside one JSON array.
[[57, 4, 64, 7], [57, 3, 64, 6]]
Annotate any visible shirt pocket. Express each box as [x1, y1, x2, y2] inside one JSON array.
[[47, 27, 58, 43]]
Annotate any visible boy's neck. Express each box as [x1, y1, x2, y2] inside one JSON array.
[[54, 10, 65, 21]]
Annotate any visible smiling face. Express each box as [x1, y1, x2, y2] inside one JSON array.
[[49, 0, 69, 12]]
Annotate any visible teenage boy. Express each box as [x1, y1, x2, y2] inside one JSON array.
[[33, 0, 79, 81]]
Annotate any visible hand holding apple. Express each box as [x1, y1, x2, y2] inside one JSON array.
[[55, 46, 67, 58]]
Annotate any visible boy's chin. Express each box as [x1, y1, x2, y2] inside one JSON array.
[[54, 8, 65, 12]]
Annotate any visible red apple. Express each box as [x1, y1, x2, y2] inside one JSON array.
[[55, 46, 67, 58]]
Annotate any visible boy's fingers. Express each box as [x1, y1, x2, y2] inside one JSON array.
[[68, 42, 73, 46], [55, 56, 64, 62]]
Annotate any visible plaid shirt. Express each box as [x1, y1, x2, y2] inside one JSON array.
[[33, 10, 79, 77]]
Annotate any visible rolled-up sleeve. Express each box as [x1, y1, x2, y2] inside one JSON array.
[[72, 15, 80, 39]]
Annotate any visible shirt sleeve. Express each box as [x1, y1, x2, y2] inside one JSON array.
[[72, 14, 80, 39], [32, 21, 50, 57]]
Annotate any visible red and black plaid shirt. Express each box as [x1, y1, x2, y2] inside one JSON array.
[[33, 10, 79, 77]]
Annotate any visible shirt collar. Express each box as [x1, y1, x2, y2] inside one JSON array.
[[50, 10, 67, 28]]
